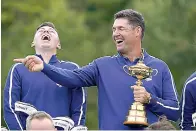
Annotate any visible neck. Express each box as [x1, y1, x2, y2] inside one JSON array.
[[36, 51, 56, 64], [122, 41, 142, 62]]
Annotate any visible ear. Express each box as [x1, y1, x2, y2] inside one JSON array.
[[135, 26, 142, 38], [31, 41, 35, 47], [57, 40, 61, 49]]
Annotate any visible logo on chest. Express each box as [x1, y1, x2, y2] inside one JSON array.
[[56, 83, 63, 87]]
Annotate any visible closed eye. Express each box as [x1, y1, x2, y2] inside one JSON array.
[[119, 27, 126, 31], [38, 29, 44, 33], [49, 30, 55, 33]]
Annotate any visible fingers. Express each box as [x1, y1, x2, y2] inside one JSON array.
[[24, 58, 34, 68], [13, 55, 36, 63], [26, 55, 37, 60], [132, 86, 145, 94], [131, 85, 144, 90], [14, 55, 37, 71], [134, 97, 143, 102], [13, 58, 26, 63], [131, 85, 148, 103], [24, 56, 37, 71], [14, 55, 43, 72], [28, 62, 35, 72]]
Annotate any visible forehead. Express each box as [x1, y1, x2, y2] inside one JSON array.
[[113, 18, 130, 27], [37, 26, 55, 31], [30, 118, 54, 129], [31, 118, 53, 125]]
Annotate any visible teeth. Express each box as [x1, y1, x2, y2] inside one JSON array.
[[116, 40, 123, 44]]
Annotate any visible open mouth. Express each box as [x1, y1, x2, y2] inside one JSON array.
[[41, 35, 51, 41], [116, 40, 124, 44]]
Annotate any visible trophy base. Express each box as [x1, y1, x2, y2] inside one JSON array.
[[123, 114, 149, 127], [123, 121, 148, 127]]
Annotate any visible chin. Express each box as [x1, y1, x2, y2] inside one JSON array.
[[117, 47, 124, 53], [40, 45, 52, 48]]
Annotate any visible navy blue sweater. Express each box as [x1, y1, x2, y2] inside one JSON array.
[[41, 50, 179, 130], [180, 72, 196, 130], [4, 55, 86, 130]]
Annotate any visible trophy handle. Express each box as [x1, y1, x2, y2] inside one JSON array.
[[123, 65, 132, 76]]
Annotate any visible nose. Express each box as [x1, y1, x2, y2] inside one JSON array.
[[43, 30, 49, 33]]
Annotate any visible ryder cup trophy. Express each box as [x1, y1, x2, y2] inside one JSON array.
[[123, 60, 153, 127]]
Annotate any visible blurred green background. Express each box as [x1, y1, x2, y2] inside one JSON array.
[[1, 0, 196, 129]]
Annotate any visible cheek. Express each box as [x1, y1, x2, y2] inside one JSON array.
[[53, 39, 59, 44], [51, 38, 59, 47], [112, 36, 115, 41], [52, 35, 59, 42], [34, 33, 41, 39], [125, 34, 134, 41], [112, 32, 115, 39], [34, 39, 41, 45], [34, 35, 41, 42]]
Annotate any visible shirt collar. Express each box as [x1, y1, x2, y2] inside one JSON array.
[[35, 54, 58, 63], [116, 48, 149, 65]]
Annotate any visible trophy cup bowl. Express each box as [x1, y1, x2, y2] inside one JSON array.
[[123, 61, 152, 127]]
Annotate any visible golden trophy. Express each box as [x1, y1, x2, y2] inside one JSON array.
[[123, 60, 153, 127]]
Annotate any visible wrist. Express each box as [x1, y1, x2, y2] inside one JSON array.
[[41, 62, 46, 71]]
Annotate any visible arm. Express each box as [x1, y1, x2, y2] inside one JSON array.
[[71, 87, 87, 126], [3, 64, 24, 130], [147, 66, 180, 121], [42, 61, 98, 88], [180, 78, 196, 130], [14, 55, 98, 88], [66, 63, 87, 126]]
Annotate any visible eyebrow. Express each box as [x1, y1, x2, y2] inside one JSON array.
[[39, 27, 55, 31], [112, 25, 126, 28], [112, 26, 126, 29]]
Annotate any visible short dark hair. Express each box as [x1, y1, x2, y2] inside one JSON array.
[[114, 9, 145, 39], [146, 116, 176, 130], [36, 22, 57, 31]]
